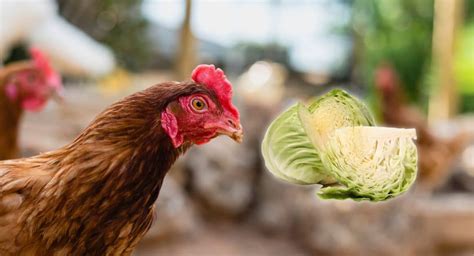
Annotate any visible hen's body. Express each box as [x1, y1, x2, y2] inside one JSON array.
[[0, 83, 200, 255]]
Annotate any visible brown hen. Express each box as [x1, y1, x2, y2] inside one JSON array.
[[0, 65, 242, 255]]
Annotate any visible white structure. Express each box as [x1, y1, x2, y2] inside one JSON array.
[[0, 0, 115, 77]]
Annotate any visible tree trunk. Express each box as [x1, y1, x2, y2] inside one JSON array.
[[428, 0, 464, 123]]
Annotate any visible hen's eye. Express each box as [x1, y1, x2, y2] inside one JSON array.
[[191, 97, 207, 112]]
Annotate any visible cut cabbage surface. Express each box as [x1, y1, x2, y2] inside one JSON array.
[[317, 126, 418, 201]]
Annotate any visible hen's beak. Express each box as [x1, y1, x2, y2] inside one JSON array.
[[221, 123, 244, 143], [48, 76, 65, 104], [49, 88, 65, 104], [208, 117, 244, 143], [53, 91, 65, 104]]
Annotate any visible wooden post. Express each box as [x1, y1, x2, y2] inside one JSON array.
[[428, 0, 464, 123], [176, 0, 196, 80]]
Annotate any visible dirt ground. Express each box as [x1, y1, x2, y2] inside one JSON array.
[[135, 222, 308, 256]]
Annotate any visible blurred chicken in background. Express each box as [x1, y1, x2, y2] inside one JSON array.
[[0, 0, 115, 77], [375, 62, 471, 191], [0, 48, 63, 160]]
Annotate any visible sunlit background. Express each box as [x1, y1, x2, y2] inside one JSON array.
[[1, 0, 474, 255]]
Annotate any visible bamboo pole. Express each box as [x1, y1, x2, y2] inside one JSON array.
[[176, 0, 196, 80], [428, 0, 464, 123]]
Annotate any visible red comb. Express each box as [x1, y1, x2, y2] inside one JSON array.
[[29, 47, 62, 90], [30, 48, 54, 77], [191, 64, 239, 119]]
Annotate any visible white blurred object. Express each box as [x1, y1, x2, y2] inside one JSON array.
[[236, 61, 286, 107], [0, 0, 115, 77]]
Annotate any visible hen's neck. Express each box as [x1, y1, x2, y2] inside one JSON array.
[[0, 87, 22, 160], [28, 125, 189, 254], [0, 62, 35, 160], [57, 126, 186, 212]]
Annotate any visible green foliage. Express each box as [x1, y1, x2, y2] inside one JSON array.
[[58, 0, 152, 71], [97, 0, 152, 71], [352, 0, 434, 103], [467, 0, 474, 22], [457, 24, 474, 112], [455, 24, 474, 95]]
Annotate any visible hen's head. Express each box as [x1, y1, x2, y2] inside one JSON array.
[[374, 62, 398, 95], [161, 64, 242, 148], [4, 47, 63, 112]]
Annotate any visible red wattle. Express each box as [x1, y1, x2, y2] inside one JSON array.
[[161, 109, 183, 148]]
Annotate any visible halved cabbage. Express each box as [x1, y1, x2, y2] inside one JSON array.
[[317, 127, 418, 201], [261, 89, 418, 202], [262, 90, 375, 185]]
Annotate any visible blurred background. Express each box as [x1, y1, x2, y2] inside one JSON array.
[[1, 0, 474, 255]]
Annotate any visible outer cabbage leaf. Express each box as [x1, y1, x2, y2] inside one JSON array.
[[261, 103, 333, 184]]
